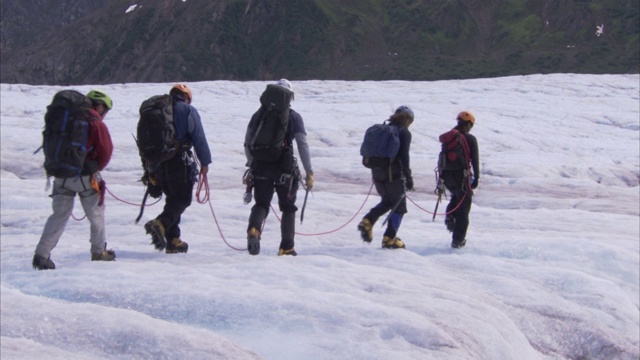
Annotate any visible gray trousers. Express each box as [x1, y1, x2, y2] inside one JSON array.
[[34, 175, 106, 258]]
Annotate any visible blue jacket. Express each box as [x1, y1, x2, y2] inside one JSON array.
[[172, 94, 212, 166]]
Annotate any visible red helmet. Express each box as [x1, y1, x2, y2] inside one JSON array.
[[170, 84, 192, 103]]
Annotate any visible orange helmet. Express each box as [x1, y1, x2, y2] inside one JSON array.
[[457, 111, 475, 124], [170, 84, 192, 103]]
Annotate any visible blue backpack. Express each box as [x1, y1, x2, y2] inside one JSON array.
[[360, 121, 400, 168], [38, 90, 93, 178]]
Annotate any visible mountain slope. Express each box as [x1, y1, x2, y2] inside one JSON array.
[[1, 0, 638, 85]]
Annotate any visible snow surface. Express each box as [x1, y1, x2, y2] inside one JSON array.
[[1, 74, 639, 360]]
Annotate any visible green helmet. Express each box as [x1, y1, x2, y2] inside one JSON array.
[[87, 90, 113, 110]]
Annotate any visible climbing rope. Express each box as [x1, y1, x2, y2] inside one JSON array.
[[269, 182, 375, 236]]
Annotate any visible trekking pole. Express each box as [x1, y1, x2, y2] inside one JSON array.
[[432, 191, 442, 222], [135, 187, 150, 224], [432, 179, 445, 222], [242, 169, 253, 205], [300, 185, 310, 224], [381, 192, 406, 226]]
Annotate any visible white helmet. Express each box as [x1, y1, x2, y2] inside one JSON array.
[[275, 78, 293, 92], [395, 105, 414, 120]]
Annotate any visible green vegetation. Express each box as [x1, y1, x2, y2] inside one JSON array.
[[1, 0, 637, 84]]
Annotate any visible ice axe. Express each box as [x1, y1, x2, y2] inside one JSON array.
[[300, 184, 310, 224], [381, 192, 406, 226]]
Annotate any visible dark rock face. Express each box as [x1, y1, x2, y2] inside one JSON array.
[[1, 0, 638, 85]]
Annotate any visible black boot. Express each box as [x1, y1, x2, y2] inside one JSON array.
[[33, 254, 55, 270]]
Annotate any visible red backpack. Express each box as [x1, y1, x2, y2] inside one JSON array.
[[438, 129, 471, 172]]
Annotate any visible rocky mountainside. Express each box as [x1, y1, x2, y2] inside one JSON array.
[[1, 0, 638, 85]]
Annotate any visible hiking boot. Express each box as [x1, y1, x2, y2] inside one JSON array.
[[91, 242, 116, 261], [382, 236, 406, 249], [32, 255, 55, 270], [91, 249, 116, 261], [451, 239, 467, 249], [278, 248, 297, 256], [166, 237, 189, 254], [144, 219, 167, 251], [247, 227, 261, 255], [358, 218, 373, 243], [445, 215, 455, 233]]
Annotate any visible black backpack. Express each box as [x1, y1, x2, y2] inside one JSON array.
[[247, 84, 293, 163], [136, 94, 178, 170], [39, 90, 93, 178], [360, 121, 400, 169], [438, 129, 470, 172]]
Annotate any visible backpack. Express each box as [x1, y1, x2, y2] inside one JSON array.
[[438, 129, 470, 172], [247, 84, 293, 163], [136, 94, 178, 169], [360, 121, 400, 168], [39, 89, 93, 178]]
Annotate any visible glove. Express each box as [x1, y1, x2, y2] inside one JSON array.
[[148, 183, 162, 199], [141, 172, 159, 187], [471, 178, 478, 189], [305, 172, 314, 190], [405, 176, 414, 191], [141, 172, 162, 198]]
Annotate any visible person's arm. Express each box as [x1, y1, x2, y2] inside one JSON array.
[[290, 111, 313, 174], [398, 128, 412, 180], [467, 134, 479, 180], [290, 110, 314, 189], [187, 106, 212, 167], [89, 118, 113, 171]]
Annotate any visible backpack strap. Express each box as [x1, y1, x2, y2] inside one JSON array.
[[458, 132, 472, 173]]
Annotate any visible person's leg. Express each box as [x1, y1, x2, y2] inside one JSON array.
[[452, 190, 472, 248], [157, 158, 193, 240], [275, 176, 299, 254], [162, 174, 193, 253], [279, 212, 296, 254], [366, 180, 393, 223], [249, 177, 276, 231], [381, 178, 407, 249], [359, 180, 392, 242], [247, 174, 276, 255], [34, 177, 76, 261], [77, 176, 107, 255], [145, 156, 192, 251], [442, 170, 472, 248]]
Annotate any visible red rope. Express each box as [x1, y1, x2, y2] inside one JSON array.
[[195, 172, 210, 204], [105, 186, 161, 207], [203, 189, 246, 251], [70, 212, 86, 221], [269, 182, 375, 236], [407, 190, 468, 217], [70, 184, 161, 221]]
